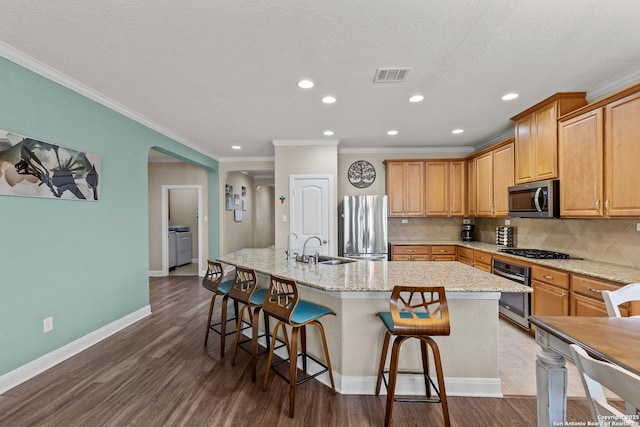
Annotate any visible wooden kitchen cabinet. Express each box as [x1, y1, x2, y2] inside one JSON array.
[[467, 158, 476, 217], [512, 93, 587, 184], [531, 266, 569, 316], [424, 160, 466, 217], [570, 274, 629, 317], [430, 245, 456, 261], [473, 250, 493, 272], [386, 161, 425, 217], [457, 247, 474, 266], [474, 140, 514, 217], [391, 244, 430, 261], [559, 87, 640, 217]]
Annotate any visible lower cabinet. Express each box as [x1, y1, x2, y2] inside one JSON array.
[[473, 250, 493, 272], [430, 245, 456, 261], [531, 266, 569, 316], [570, 274, 629, 317], [391, 245, 430, 261]]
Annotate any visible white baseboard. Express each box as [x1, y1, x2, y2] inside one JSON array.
[[255, 332, 503, 397], [149, 270, 163, 277], [0, 305, 151, 395]]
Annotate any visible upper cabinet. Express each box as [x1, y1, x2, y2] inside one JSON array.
[[385, 160, 425, 216], [559, 87, 640, 217], [511, 93, 587, 184], [473, 140, 514, 217], [424, 160, 466, 217]]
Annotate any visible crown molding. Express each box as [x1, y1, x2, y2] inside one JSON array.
[[272, 139, 340, 146], [472, 128, 515, 152], [587, 68, 640, 102], [218, 156, 275, 163], [0, 41, 218, 160], [338, 146, 475, 154]]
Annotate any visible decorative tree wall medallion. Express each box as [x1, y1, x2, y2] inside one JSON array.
[[347, 160, 376, 188]]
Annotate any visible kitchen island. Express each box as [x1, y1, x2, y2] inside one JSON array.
[[217, 248, 531, 397]]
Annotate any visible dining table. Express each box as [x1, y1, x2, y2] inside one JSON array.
[[529, 315, 640, 427]]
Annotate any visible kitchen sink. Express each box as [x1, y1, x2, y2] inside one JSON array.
[[317, 256, 355, 265]]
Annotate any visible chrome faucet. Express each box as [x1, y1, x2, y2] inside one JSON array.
[[285, 232, 298, 259], [301, 236, 323, 264]]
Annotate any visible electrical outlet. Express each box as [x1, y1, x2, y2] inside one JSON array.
[[463, 219, 471, 224], [282, 215, 287, 223], [637, 222, 640, 232], [43, 316, 53, 333], [505, 219, 511, 225], [401, 219, 408, 224]]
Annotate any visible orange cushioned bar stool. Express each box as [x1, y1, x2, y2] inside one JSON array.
[[262, 275, 336, 418], [229, 266, 271, 382], [202, 260, 238, 357], [375, 286, 451, 427]]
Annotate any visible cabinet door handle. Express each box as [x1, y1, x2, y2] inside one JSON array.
[[605, 199, 610, 214], [543, 275, 554, 280], [407, 249, 415, 252], [560, 292, 566, 297], [587, 287, 603, 293], [439, 249, 447, 252], [595, 198, 600, 213]]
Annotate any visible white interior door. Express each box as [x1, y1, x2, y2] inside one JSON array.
[[290, 175, 334, 256]]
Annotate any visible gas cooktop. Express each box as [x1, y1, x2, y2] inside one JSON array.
[[498, 248, 572, 260]]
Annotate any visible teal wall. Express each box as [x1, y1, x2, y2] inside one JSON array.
[[0, 57, 220, 376]]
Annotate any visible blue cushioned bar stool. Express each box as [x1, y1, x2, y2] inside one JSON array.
[[202, 260, 237, 357], [262, 275, 336, 418], [375, 286, 451, 427], [229, 266, 271, 382]]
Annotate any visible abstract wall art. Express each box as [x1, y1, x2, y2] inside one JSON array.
[[0, 129, 100, 201]]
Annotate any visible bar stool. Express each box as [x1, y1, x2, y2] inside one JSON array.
[[262, 275, 336, 418], [375, 286, 451, 427], [202, 260, 237, 357], [229, 267, 271, 382]]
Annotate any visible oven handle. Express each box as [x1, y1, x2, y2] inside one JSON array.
[[493, 269, 526, 284]]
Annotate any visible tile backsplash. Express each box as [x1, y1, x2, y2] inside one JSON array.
[[389, 217, 640, 269]]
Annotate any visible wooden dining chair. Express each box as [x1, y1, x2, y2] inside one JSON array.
[[602, 283, 640, 317], [375, 286, 451, 427], [570, 344, 640, 425]]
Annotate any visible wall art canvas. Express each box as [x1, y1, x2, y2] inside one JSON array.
[[225, 193, 233, 210], [0, 129, 100, 201]]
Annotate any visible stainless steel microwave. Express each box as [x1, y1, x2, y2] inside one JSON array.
[[508, 180, 559, 218]]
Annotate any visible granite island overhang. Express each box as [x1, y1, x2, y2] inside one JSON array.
[[217, 248, 531, 397]]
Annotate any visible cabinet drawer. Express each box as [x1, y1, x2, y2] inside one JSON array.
[[571, 275, 622, 303], [531, 266, 569, 289], [475, 262, 492, 272], [457, 247, 474, 259], [432, 255, 456, 261], [458, 255, 474, 266], [431, 245, 456, 255], [392, 245, 430, 255], [392, 254, 430, 261], [473, 251, 492, 266]]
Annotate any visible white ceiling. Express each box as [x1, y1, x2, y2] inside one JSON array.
[[1, 1, 639, 161]]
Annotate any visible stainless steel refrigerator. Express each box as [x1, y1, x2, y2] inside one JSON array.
[[339, 195, 388, 260]]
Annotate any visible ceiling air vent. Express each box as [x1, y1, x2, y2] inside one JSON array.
[[373, 67, 411, 83]]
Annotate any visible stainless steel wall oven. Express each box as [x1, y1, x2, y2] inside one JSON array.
[[492, 258, 531, 330]]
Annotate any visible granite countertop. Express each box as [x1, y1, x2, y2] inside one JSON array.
[[217, 248, 531, 293], [389, 240, 640, 285]]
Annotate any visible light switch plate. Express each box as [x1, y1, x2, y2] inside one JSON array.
[[505, 219, 511, 225], [43, 316, 53, 333], [637, 222, 640, 232]]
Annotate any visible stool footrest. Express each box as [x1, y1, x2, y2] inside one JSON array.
[[380, 369, 443, 403], [235, 331, 271, 356], [208, 317, 243, 337], [271, 352, 330, 386]]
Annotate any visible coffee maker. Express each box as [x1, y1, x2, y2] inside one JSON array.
[[460, 224, 475, 241]]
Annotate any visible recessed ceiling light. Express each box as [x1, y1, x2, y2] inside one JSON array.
[[409, 94, 424, 103], [501, 93, 519, 101], [322, 96, 336, 104], [232, 145, 241, 150], [323, 130, 334, 136], [452, 129, 464, 134], [387, 130, 398, 136], [298, 79, 314, 89]]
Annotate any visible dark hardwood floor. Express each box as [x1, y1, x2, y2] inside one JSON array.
[[0, 276, 592, 426]]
